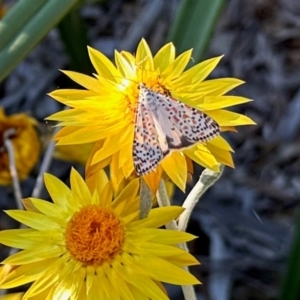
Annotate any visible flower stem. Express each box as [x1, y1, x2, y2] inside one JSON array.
[[178, 164, 224, 232], [3, 129, 23, 209], [31, 127, 59, 198], [156, 180, 177, 230], [156, 179, 197, 300], [139, 178, 153, 219]]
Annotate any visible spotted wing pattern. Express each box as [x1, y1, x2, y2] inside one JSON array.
[[133, 87, 169, 176], [133, 83, 220, 176]]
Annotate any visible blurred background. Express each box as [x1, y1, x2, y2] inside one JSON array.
[[0, 0, 300, 299]]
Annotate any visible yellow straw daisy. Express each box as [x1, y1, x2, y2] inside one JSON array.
[[47, 39, 255, 192], [0, 168, 199, 299], [0, 108, 40, 185]]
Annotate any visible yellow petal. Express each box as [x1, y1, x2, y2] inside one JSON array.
[[4, 210, 61, 231], [29, 198, 68, 221], [198, 95, 252, 110], [120, 51, 135, 66], [114, 51, 136, 80], [54, 126, 101, 144], [206, 143, 234, 167], [55, 124, 124, 145], [87, 46, 121, 79], [162, 49, 193, 82], [0, 260, 55, 289], [85, 140, 111, 178], [161, 152, 187, 192], [176, 78, 244, 97], [47, 109, 85, 123], [61, 71, 101, 92], [167, 253, 200, 267], [22, 198, 40, 213], [105, 263, 136, 300], [70, 168, 92, 206], [198, 78, 244, 96], [44, 173, 72, 208], [92, 128, 132, 164], [2, 245, 64, 265], [24, 257, 70, 297], [120, 267, 169, 300], [208, 135, 233, 152], [143, 168, 162, 193], [130, 285, 152, 300], [86, 168, 109, 196], [184, 145, 219, 171], [119, 135, 135, 177], [153, 42, 175, 72], [221, 126, 237, 132], [172, 56, 223, 86], [54, 125, 80, 138], [112, 178, 139, 211], [138, 242, 190, 257], [134, 256, 199, 285], [0, 229, 37, 249], [145, 228, 196, 244], [205, 109, 256, 126], [48, 89, 97, 103], [19, 230, 62, 243], [110, 152, 125, 192], [136, 38, 154, 72], [121, 151, 135, 179], [99, 181, 113, 207], [129, 206, 184, 229]]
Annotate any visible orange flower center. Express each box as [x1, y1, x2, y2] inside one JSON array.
[[65, 205, 125, 266]]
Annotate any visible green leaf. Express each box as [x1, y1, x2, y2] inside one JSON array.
[[0, 0, 48, 52], [0, 0, 80, 82], [279, 209, 300, 300], [167, 0, 225, 62]]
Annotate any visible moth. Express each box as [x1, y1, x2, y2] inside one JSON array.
[[133, 83, 220, 176]]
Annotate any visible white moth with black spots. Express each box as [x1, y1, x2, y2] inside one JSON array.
[[133, 83, 220, 176]]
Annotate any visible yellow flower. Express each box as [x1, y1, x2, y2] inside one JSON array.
[[47, 39, 255, 192], [0, 168, 199, 299], [0, 108, 40, 185]]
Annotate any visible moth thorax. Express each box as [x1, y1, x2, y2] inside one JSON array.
[[142, 89, 159, 111]]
